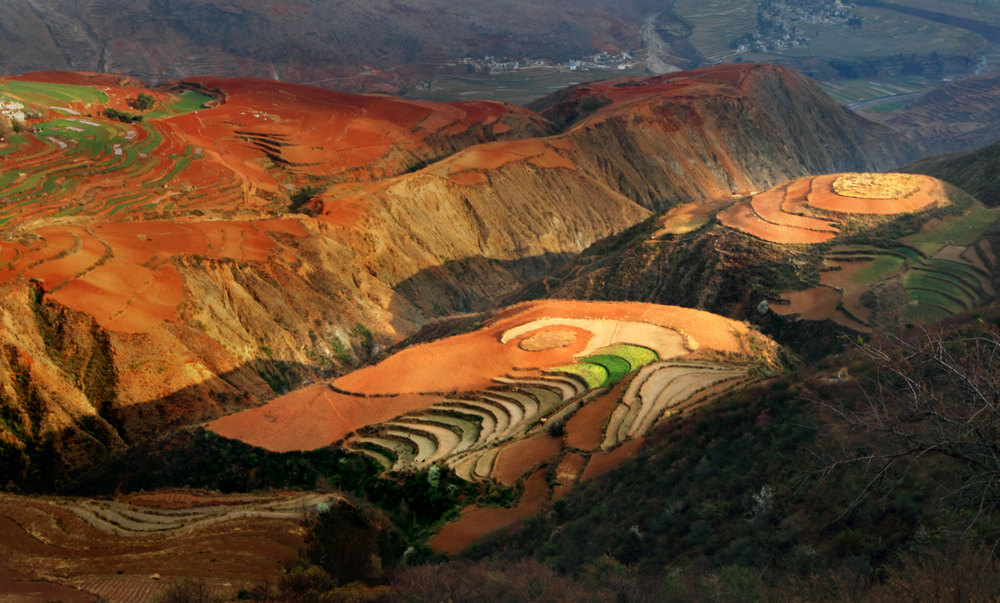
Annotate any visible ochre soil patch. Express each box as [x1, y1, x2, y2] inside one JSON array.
[[770, 285, 870, 332], [551, 452, 588, 502], [564, 383, 626, 451], [808, 173, 945, 215], [581, 438, 645, 481], [490, 433, 564, 485], [208, 384, 444, 452], [0, 491, 310, 602], [832, 172, 921, 199], [430, 467, 549, 555], [652, 198, 734, 237], [1, 219, 307, 333], [334, 300, 753, 396]]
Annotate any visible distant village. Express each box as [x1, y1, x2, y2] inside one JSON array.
[[0, 98, 27, 124], [731, 0, 862, 54], [456, 51, 637, 75]]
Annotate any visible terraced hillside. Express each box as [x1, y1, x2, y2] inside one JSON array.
[[208, 299, 782, 553], [531, 172, 999, 341], [0, 64, 922, 486], [0, 490, 328, 602]]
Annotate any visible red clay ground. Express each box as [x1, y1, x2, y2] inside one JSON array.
[[0, 219, 308, 333], [490, 433, 564, 486], [208, 384, 444, 452], [0, 491, 314, 602], [719, 173, 951, 244], [430, 467, 550, 555], [564, 383, 627, 451], [212, 300, 764, 454], [334, 299, 753, 395], [581, 438, 646, 481]]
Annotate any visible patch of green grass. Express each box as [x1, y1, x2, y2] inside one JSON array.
[[903, 205, 1000, 254], [0, 134, 28, 156], [146, 89, 214, 119], [551, 363, 608, 390], [591, 344, 659, 370], [581, 355, 632, 385], [0, 80, 107, 105], [851, 254, 906, 284]]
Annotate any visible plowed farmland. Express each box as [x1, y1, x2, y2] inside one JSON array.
[[0, 490, 327, 602]]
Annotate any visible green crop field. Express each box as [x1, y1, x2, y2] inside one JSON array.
[[850, 253, 906, 284], [592, 344, 659, 370], [674, 0, 757, 63], [0, 80, 107, 105], [146, 89, 214, 120], [582, 355, 632, 385], [402, 65, 643, 106], [552, 363, 608, 389], [903, 205, 1000, 254]]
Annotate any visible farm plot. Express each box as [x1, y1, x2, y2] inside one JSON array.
[[0, 491, 316, 602], [602, 362, 750, 450]]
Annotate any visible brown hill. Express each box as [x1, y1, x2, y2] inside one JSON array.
[[0, 64, 920, 487], [0, 0, 658, 91]]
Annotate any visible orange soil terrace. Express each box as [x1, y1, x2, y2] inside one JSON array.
[[208, 300, 755, 452], [718, 173, 949, 244], [0, 490, 317, 602], [170, 76, 541, 185], [334, 299, 750, 396], [0, 219, 308, 333]]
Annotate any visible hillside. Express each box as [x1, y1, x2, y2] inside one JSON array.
[[0, 63, 923, 488], [867, 72, 1000, 153], [0, 0, 659, 91], [521, 172, 1000, 352], [905, 138, 1000, 207]]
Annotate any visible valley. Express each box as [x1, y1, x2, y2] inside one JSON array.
[[0, 59, 998, 600]]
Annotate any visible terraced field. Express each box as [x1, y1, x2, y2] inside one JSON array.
[[718, 172, 950, 245], [717, 172, 1000, 330], [0, 490, 324, 602], [210, 300, 782, 554]]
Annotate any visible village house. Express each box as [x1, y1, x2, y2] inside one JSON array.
[[0, 100, 27, 123]]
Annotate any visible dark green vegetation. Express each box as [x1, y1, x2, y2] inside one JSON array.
[[907, 139, 1000, 207], [103, 107, 144, 123], [69, 427, 490, 552], [430, 318, 1000, 599]]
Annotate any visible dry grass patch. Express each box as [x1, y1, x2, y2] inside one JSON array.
[[518, 328, 578, 351], [833, 172, 921, 199]]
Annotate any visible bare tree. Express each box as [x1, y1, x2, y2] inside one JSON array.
[[822, 323, 1000, 528]]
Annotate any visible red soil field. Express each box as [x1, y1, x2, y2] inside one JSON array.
[[164, 76, 538, 188], [770, 285, 870, 332], [718, 173, 950, 244], [564, 383, 626, 451], [581, 438, 646, 481], [208, 384, 445, 452], [807, 173, 944, 215], [431, 467, 550, 555], [717, 197, 836, 244], [490, 433, 564, 485], [333, 300, 752, 397], [1, 218, 308, 333], [0, 492, 309, 602]]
